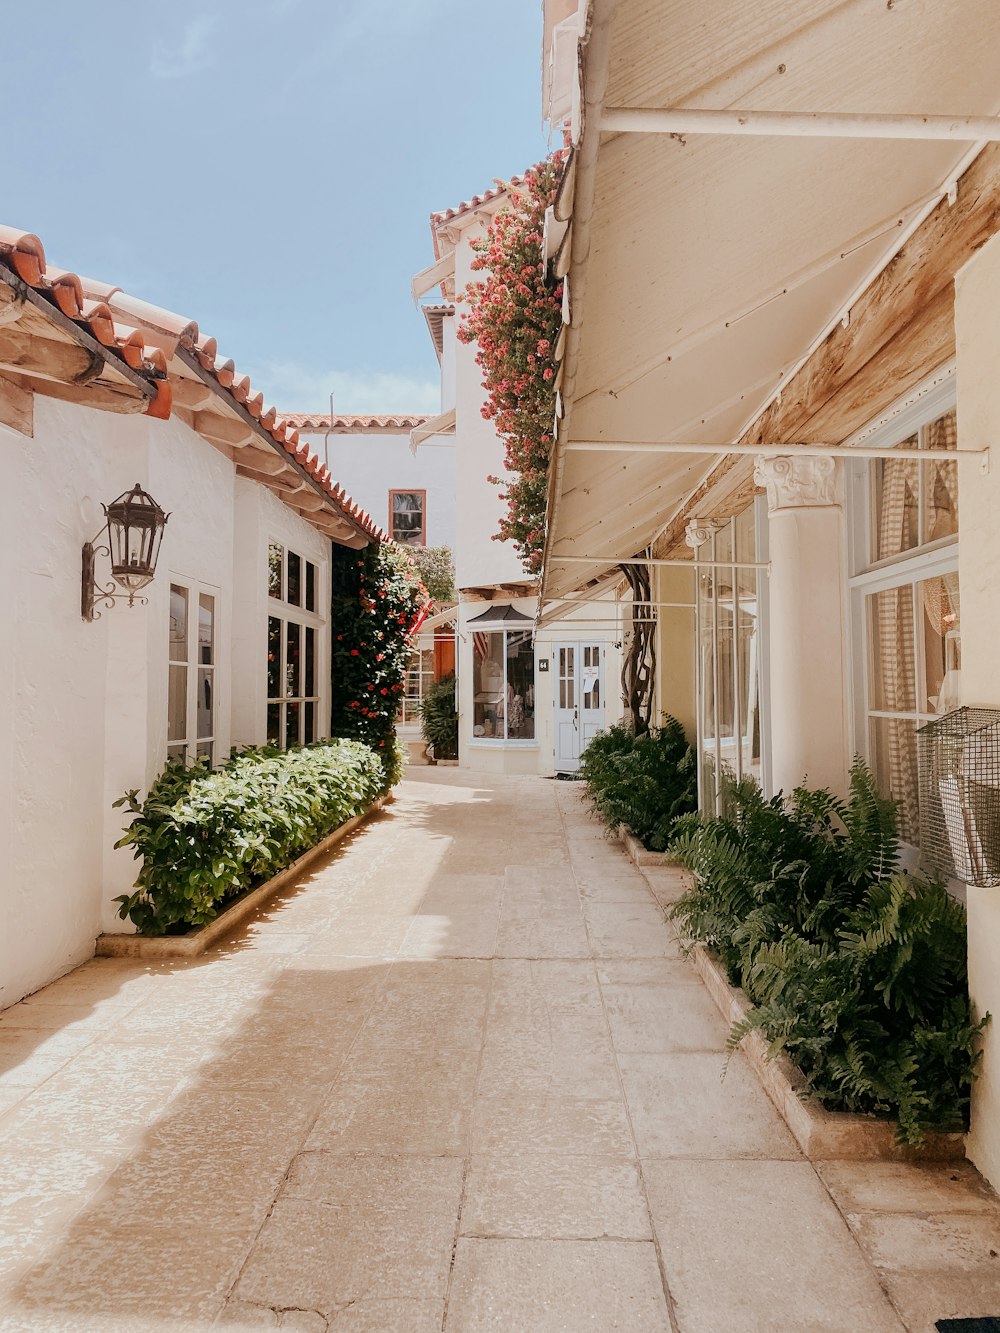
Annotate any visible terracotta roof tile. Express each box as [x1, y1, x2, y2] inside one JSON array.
[[284, 413, 431, 432], [430, 162, 547, 228], [0, 227, 169, 412], [0, 223, 385, 543]]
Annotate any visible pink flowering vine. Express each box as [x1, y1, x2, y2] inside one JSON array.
[[458, 153, 565, 574]]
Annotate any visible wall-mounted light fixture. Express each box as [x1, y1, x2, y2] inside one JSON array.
[[82, 483, 169, 622]]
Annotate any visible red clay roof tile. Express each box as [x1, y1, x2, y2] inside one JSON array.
[[284, 413, 431, 432], [0, 223, 386, 544]]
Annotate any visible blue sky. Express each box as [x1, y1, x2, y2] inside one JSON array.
[[2, 2, 549, 412]]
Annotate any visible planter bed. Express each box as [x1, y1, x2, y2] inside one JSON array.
[[688, 936, 965, 1162], [96, 794, 388, 961], [618, 826, 670, 867], [620, 849, 966, 1161]]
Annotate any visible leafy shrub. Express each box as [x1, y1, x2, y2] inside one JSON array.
[[330, 540, 431, 785], [420, 673, 458, 760], [113, 739, 386, 936], [579, 717, 697, 851], [669, 763, 988, 1143], [410, 546, 455, 604]]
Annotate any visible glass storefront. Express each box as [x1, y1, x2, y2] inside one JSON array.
[[472, 629, 535, 741], [695, 504, 765, 814]]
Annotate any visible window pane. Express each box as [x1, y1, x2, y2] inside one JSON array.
[[506, 630, 535, 740], [868, 586, 916, 714], [168, 664, 187, 742], [197, 667, 213, 739], [473, 632, 504, 738], [287, 551, 302, 606], [167, 743, 186, 764], [268, 543, 283, 599], [922, 409, 959, 544], [286, 621, 300, 699], [559, 646, 575, 710], [305, 626, 315, 698], [268, 618, 282, 699], [196, 741, 213, 764], [304, 701, 315, 745], [306, 562, 317, 612], [870, 716, 919, 843], [391, 492, 423, 545], [873, 441, 919, 562], [583, 646, 601, 711], [169, 585, 188, 662], [198, 594, 215, 665], [267, 703, 281, 745], [286, 702, 301, 748], [920, 575, 961, 714]]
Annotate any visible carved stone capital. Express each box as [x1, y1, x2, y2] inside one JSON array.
[[753, 455, 840, 512], [684, 518, 721, 549]]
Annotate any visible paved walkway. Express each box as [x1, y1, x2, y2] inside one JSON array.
[[2, 769, 1000, 1331]]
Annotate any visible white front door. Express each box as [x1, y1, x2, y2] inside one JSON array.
[[554, 641, 604, 772]]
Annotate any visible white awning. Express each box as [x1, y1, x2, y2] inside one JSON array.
[[411, 252, 456, 301], [542, 0, 1000, 602], [409, 406, 456, 454]]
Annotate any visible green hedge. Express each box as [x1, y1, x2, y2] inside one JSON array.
[[579, 717, 697, 851], [669, 763, 988, 1144], [113, 739, 387, 936]]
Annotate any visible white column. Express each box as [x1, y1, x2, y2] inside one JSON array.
[[955, 227, 1000, 1190], [754, 455, 849, 798]]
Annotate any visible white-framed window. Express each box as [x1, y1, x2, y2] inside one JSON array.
[[694, 503, 767, 814], [168, 581, 217, 765], [267, 542, 322, 748], [847, 383, 959, 845], [472, 629, 535, 742]]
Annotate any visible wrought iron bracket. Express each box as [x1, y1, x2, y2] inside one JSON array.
[[81, 540, 146, 622]]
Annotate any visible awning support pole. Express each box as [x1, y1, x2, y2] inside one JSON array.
[[562, 440, 986, 464], [602, 107, 1000, 142], [551, 556, 768, 570]]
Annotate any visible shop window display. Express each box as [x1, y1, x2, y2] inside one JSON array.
[[472, 630, 535, 741]]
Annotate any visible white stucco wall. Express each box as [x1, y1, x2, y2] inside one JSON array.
[[954, 231, 1000, 1189], [0, 395, 336, 1009], [299, 429, 456, 552]]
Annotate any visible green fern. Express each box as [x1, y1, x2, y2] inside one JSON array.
[[669, 760, 989, 1144]]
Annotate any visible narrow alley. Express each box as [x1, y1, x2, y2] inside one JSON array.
[[1, 769, 999, 1332]]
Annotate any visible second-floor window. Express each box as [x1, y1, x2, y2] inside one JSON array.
[[390, 490, 425, 545]]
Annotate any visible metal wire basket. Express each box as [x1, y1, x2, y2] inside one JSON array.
[[916, 706, 1000, 887]]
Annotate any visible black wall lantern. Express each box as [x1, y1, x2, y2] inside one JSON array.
[[82, 483, 170, 622]]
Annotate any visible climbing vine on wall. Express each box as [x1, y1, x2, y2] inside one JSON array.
[[330, 541, 431, 761], [458, 153, 566, 575]]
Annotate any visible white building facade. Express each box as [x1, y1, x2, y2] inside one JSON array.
[[0, 227, 379, 1010], [413, 183, 623, 776], [539, 0, 1000, 1189]]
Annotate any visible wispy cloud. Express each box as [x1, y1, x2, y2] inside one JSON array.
[[150, 15, 219, 80], [249, 361, 440, 415]]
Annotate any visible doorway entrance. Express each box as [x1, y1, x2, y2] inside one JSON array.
[[554, 641, 604, 772]]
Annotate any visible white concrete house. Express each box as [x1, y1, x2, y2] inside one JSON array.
[[0, 226, 381, 1010], [412, 182, 622, 776], [287, 401, 456, 553], [540, 0, 1000, 1189]]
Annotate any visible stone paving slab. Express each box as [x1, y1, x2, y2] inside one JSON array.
[[0, 767, 998, 1331]]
